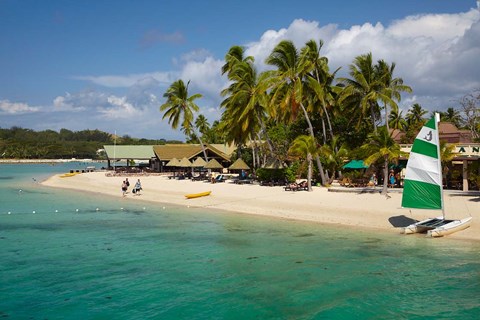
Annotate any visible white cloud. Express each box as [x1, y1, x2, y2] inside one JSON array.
[[73, 71, 177, 88], [0, 100, 40, 114], [41, 3, 479, 139]]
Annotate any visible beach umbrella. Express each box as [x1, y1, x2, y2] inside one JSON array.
[[343, 160, 369, 169], [165, 158, 180, 166], [229, 158, 250, 170], [204, 158, 223, 169], [191, 157, 207, 168], [177, 157, 193, 168]]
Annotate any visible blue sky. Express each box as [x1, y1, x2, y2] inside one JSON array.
[[1, 0, 479, 140]]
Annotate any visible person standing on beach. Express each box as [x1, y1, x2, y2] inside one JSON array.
[[121, 180, 128, 197], [125, 178, 130, 192], [134, 179, 142, 196]]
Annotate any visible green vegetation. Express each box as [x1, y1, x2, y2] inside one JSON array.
[[160, 39, 479, 188], [0, 127, 169, 159]]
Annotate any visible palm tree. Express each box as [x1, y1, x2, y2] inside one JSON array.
[[195, 114, 210, 136], [319, 136, 349, 183], [160, 79, 208, 161], [375, 60, 412, 131], [441, 107, 462, 128], [264, 40, 327, 185], [406, 103, 427, 126], [288, 135, 318, 191], [300, 39, 339, 143], [388, 109, 407, 131], [361, 127, 403, 195], [338, 53, 388, 133], [220, 46, 274, 162]]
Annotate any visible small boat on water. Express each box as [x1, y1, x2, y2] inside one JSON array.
[[400, 113, 472, 237], [185, 191, 211, 199]]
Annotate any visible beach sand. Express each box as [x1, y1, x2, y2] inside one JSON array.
[[42, 172, 480, 242]]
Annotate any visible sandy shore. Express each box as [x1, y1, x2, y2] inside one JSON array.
[[42, 172, 480, 242]]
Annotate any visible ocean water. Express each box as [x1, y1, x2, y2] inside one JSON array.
[[1, 164, 480, 319]]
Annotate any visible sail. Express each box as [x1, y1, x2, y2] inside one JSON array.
[[401, 115, 443, 209]]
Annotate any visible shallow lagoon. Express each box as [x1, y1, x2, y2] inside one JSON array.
[[1, 164, 479, 319]]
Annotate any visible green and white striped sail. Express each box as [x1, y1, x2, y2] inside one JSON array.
[[402, 114, 443, 209]]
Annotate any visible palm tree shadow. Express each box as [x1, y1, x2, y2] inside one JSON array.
[[388, 215, 418, 227]]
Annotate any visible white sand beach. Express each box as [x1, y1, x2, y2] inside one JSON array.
[[42, 172, 480, 242]]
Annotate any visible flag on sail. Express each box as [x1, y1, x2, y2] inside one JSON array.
[[401, 114, 443, 209]]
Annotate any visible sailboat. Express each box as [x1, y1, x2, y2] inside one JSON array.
[[401, 113, 472, 237]]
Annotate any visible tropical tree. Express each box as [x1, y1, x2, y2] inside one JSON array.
[[375, 60, 412, 131], [388, 109, 407, 132], [440, 107, 462, 128], [220, 45, 274, 164], [264, 40, 327, 185], [300, 39, 340, 143], [338, 53, 386, 133], [319, 136, 349, 183], [195, 114, 210, 136], [406, 103, 427, 126], [288, 135, 318, 191], [160, 79, 208, 161], [361, 127, 403, 195]]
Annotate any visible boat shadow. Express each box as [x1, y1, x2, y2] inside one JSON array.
[[388, 215, 418, 227]]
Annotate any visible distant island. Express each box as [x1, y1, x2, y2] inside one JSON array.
[[0, 127, 181, 160]]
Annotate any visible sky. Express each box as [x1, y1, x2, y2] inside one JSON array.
[[1, 0, 479, 140]]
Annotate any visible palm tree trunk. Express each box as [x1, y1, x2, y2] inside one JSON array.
[[384, 103, 390, 132], [307, 153, 312, 191], [300, 103, 327, 186], [196, 135, 209, 162], [256, 113, 275, 155], [382, 157, 389, 195]]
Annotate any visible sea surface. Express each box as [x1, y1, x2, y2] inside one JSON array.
[[1, 163, 480, 319]]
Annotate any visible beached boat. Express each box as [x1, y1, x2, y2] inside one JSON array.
[[185, 191, 211, 199], [59, 172, 80, 178], [401, 113, 472, 237]]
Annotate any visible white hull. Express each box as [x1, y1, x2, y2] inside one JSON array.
[[427, 217, 472, 237], [401, 216, 472, 237]]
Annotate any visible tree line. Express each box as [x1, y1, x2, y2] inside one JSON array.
[[0, 127, 173, 159], [160, 39, 480, 193]]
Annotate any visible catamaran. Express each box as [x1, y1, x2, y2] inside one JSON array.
[[401, 113, 472, 237]]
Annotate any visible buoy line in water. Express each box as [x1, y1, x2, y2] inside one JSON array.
[[2, 206, 151, 215]]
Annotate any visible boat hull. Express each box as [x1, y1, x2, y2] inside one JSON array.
[[427, 217, 472, 237], [185, 191, 211, 199], [401, 216, 472, 237]]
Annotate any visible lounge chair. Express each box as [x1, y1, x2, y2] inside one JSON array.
[[284, 182, 299, 191]]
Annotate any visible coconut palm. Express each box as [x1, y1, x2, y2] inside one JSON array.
[[406, 103, 427, 126], [375, 60, 412, 131], [361, 127, 403, 195], [319, 136, 349, 183], [441, 107, 462, 128], [264, 40, 327, 185], [300, 39, 340, 143], [338, 53, 388, 133], [195, 114, 210, 136], [220, 46, 274, 160], [160, 79, 208, 161], [288, 135, 319, 191], [388, 109, 407, 131]]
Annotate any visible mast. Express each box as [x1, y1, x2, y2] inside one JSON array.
[[434, 113, 445, 219]]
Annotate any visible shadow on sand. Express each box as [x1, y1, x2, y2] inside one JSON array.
[[388, 215, 418, 227]]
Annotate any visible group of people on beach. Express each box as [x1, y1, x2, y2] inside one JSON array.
[[121, 178, 142, 197]]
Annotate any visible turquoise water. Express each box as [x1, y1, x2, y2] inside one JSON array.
[[1, 164, 480, 319]]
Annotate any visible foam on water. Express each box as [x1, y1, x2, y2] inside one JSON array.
[[1, 163, 480, 319]]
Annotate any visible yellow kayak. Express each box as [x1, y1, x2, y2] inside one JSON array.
[[59, 172, 80, 178], [185, 191, 211, 199]]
